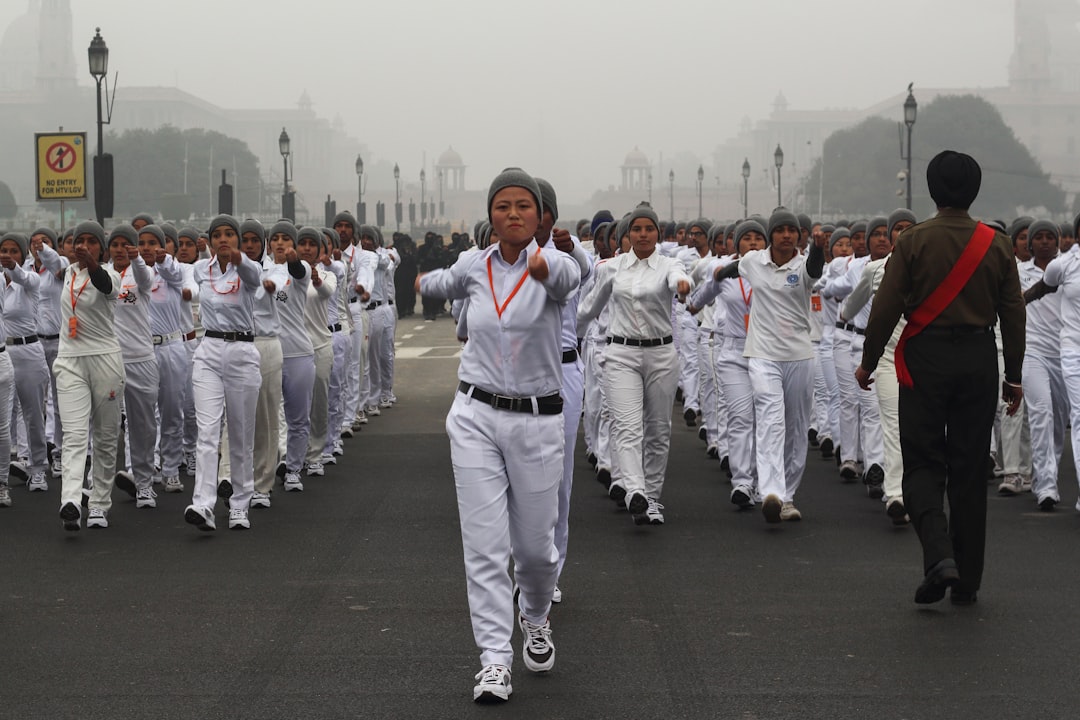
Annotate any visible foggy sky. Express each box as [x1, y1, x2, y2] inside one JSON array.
[[3, 0, 1017, 204]]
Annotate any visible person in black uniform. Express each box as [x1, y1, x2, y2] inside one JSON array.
[[394, 235, 418, 318], [857, 150, 1025, 606]]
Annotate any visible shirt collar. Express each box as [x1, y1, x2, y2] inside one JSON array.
[[626, 250, 659, 269]]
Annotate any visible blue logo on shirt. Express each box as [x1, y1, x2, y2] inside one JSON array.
[[786, 273, 799, 286]]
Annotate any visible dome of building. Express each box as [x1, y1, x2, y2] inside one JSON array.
[[623, 146, 650, 168], [437, 146, 464, 167]]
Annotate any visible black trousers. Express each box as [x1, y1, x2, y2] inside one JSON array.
[[898, 331, 998, 593]]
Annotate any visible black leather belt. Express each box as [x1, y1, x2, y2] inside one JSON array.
[[7, 335, 38, 346], [328, 323, 342, 332], [853, 327, 866, 336], [205, 330, 254, 342], [562, 349, 578, 363], [366, 301, 387, 310], [607, 335, 673, 347], [835, 322, 855, 332], [920, 325, 994, 337], [349, 296, 360, 304], [40, 333, 60, 341], [458, 381, 563, 415]]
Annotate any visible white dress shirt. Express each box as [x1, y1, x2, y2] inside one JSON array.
[[578, 250, 690, 341]]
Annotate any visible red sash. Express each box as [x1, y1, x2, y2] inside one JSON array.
[[894, 222, 995, 388]]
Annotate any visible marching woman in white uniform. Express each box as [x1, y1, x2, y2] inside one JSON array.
[[106, 224, 160, 508], [29, 228, 67, 482], [689, 219, 767, 508], [419, 168, 580, 703], [55, 221, 125, 531], [183, 215, 262, 531], [714, 209, 827, 523], [0, 282, 15, 508], [578, 203, 691, 525], [0, 233, 50, 492], [296, 227, 336, 477]]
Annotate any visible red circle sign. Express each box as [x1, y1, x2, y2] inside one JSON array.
[[46, 142, 76, 173]]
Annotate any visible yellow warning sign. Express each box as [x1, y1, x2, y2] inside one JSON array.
[[36, 132, 87, 201]]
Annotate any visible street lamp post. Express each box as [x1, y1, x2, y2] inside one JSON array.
[[355, 154, 364, 223], [903, 84, 917, 210], [278, 128, 293, 221], [438, 169, 444, 217], [420, 169, 427, 225], [741, 158, 751, 219], [393, 163, 401, 231], [774, 144, 784, 207], [668, 169, 675, 223], [696, 165, 704, 217], [88, 28, 112, 225]]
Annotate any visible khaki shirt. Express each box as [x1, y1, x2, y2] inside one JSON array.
[[861, 208, 1025, 382]]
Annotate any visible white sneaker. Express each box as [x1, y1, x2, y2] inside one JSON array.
[[387, 393, 397, 404], [473, 664, 512, 703], [50, 448, 62, 479], [86, 507, 109, 528], [839, 460, 859, 482], [998, 474, 1022, 496], [284, 472, 304, 492], [0, 484, 11, 507], [552, 586, 562, 604], [28, 471, 49, 492], [519, 615, 555, 672], [135, 487, 157, 509], [332, 440, 344, 456], [9, 460, 29, 484], [321, 453, 336, 466], [184, 504, 215, 531], [250, 491, 272, 509], [365, 405, 381, 417], [228, 507, 250, 529], [378, 399, 393, 409], [184, 451, 197, 477], [355, 411, 368, 425], [780, 501, 802, 521], [164, 475, 184, 493], [645, 498, 665, 525], [306, 462, 325, 477]]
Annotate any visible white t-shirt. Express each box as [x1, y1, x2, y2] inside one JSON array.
[[738, 248, 816, 361], [58, 263, 122, 358]]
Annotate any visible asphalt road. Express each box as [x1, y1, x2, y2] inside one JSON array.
[[3, 316, 1078, 719]]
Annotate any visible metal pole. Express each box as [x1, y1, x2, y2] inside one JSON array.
[[283, 156, 289, 219], [743, 178, 748, 219], [777, 171, 782, 208], [669, 180, 674, 223], [94, 77, 104, 224], [697, 180, 702, 218], [817, 152, 824, 218], [906, 125, 913, 210]]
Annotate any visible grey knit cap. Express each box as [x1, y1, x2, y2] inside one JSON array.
[[178, 226, 201, 241], [268, 219, 298, 244], [850, 220, 867, 237], [31, 227, 58, 247], [73, 220, 106, 261], [161, 223, 178, 246], [766, 209, 800, 242], [139, 224, 166, 247], [887, 209, 917, 237], [487, 167, 543, 221], [820, 223, 836, 235], [706, 224, 723, 246], [131, 212, 155, 227], [829, 227, 851, 253], [1060, 222, 1074, 239], [734, 220, 767, 250], [865, 216, 888, 239], [240, 219, 265, 240], [627, 202, 661, 233], [797, 213, 813, 233], [535, 178, 559, 221], [322, 227, 341, 250], [375, 227, 387, 248], [359, 224, 380, 248], [1008, 216, 1034, 241], [208, 214, 241, 239], [614, 215, 631, 244], [109, 223, 139, 247], [1, 232, 29, 262], [297, 226, 326, 255], [1027, 219, 1060, 247], [688, 217, 712, 235]]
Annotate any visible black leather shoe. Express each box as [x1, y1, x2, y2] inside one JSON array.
[[819, 437, 834, 459], [914, 559, 960, 604], [950, 589, 978, 606], [596, 468, 611, 489], [683, 408, 697, 427]]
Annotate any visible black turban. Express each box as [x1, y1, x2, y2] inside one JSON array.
[[926, 150, 981, 210]]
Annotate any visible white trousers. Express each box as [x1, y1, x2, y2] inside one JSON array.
[[817, 329, 840, 442], [873, 348, 904, 501], [182, 338, 199, 455], [718, 337, 756, 492], [154, 341, 188, 477], [832, 330, 861, 462], [0, 352, 13, 485], [55, 352, 125, 511], [997, 349, 1032, 476], [446, 393, 562, 669], [366, 304, 395, 407], [344, 305, 369, 422], [582, 335, 612, 471], [42, 336, 60, 449], [281, 354, 315, 473], [698, 330, 724, 452], [325, 330, 350, 452], [9, 343, 49, 472], [122, 358, 160, 489], [306, 343, 333, 466], [749, 357, 812, 503], [604, 343, 679, 500], [254, 336, 283, 494], [849, 335, 885, 468], [190, 338, 259, 513], [555, 356, 583, 580], [1026, 353, 1069, 502], [675, 307, 700, 412]]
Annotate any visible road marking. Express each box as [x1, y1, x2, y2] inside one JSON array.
[[396, 346, 462, 360], [413, 325, 426, 331], [401, 334, 414, 340]]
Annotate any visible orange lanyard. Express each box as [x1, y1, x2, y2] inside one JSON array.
[[738, 278, 752, 309], [68, 269, 90, 338], [209, 261, 240, 295], [487, 248, 538, 319]]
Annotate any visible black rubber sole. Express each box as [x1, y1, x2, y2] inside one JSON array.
[[627, 493, 648, 515]]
